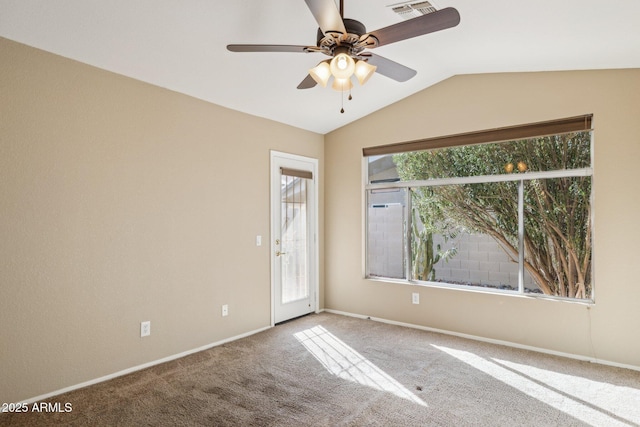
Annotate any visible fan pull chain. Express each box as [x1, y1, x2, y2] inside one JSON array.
[[339, 82, 353, 114]]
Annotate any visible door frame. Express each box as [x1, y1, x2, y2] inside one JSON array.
[[270, 150, 319, 326]]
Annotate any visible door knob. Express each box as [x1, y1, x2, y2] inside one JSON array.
[[276, 251, 287, 257]]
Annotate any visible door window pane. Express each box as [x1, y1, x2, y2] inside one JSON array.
[[281, 175, 309, 303]]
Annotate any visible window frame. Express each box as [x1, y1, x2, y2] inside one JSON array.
[[363, 117, 595, 303]]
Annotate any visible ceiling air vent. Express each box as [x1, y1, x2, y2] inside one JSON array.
[[389, 1, 438, 20]]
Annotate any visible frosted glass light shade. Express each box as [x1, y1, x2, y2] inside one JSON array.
[[329, 53, 355, 80], [309, 62, 331, 87], [354, 60, 376, 85], [331, 77, 353, 92]]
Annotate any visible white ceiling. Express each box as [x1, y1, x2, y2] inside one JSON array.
[[1, 0, 639, 134]]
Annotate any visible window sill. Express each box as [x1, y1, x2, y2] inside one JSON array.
[[365, 276, 595, 306]]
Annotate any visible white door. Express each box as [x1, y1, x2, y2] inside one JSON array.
[[271, 151, 318, 324]]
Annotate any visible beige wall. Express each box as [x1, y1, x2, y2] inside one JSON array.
[[0, 37, 324, 402], [325, 69, 640, 368]]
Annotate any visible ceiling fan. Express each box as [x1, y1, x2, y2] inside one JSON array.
[[227, 0, 460, 110]]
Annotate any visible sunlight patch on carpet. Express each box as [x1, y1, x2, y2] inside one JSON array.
[[493, 358, 640, 425], [432, 344, 637, 427], [294, 325, 427, 406]]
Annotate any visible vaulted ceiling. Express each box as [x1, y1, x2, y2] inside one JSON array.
[[1, 0, 639, 134]]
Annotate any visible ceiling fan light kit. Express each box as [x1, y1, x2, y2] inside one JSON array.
[[309, 47, 377, 90], [227, 0, 460, 112]]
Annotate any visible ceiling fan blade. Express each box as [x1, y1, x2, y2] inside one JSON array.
[[297, 74, 318, 89], [227, 44, 313, 53], [367, 7, 460, 48], [364, 53, 417, 82], [304, 0, 346, 35]]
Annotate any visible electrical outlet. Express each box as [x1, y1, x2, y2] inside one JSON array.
[[222, 304, 229, 317], [412, 293, 420, 304], [140, 321, 151, 337], [256, 235, 262, 246]]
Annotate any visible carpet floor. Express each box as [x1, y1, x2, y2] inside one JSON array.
[[3, 312, 640, 426]]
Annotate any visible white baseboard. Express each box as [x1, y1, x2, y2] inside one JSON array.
[[19, 325, 272, 405], [323, 308, 640, 373]]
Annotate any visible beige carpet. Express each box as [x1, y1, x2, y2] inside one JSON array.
[[3, 312, 640, 426]]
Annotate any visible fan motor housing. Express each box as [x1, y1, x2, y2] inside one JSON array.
[[316, 18, 370, 56]]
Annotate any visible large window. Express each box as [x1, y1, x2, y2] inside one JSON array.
[[365, 116, 594, 301]]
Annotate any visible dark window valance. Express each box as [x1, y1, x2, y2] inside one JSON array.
[[362, 114, 593, 157]]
